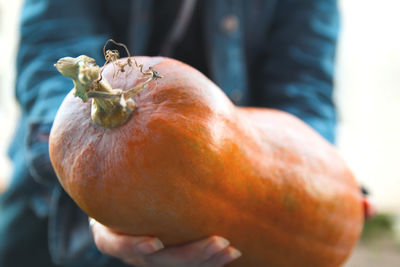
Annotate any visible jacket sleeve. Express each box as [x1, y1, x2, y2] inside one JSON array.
[[16, 0, 111, 122], [255, 0, 339, 143], [14, 1, 119, 265]]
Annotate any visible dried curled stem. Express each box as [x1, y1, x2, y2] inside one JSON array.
[[54, 40, 162, 128]]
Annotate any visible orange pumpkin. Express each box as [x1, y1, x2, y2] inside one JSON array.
[[49, 56, 363, 267]]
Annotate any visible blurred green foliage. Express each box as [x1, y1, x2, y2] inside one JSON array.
[[361, 213, 396, 241]]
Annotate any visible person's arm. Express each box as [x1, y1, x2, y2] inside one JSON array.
[[255, 0, 377, 219], [17, 0, 110, 122], [255, 0, 339, 143], [17, 1, 241, 266], [15, 0, 114, 265]]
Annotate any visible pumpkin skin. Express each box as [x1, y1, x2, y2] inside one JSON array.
[[49, 57, 363, 267]]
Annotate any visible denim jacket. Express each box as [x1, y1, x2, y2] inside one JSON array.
[[0, 0, 339, 266]]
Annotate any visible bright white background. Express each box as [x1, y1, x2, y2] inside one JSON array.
[[335, 0, 400, 214], [1, 0, 399, 213]]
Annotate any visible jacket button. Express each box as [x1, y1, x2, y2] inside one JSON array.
[[221, 14, 239, 34], [230, 89, 243, 103]]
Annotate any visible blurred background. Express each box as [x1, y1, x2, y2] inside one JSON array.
[[0, 0, 399, 266]]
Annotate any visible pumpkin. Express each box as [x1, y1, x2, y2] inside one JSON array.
[[49, 55, 363, 267]]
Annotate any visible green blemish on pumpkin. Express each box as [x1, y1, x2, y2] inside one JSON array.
[[281, 193, 300, 212], [246, 183, 251, 193], [246, 183, 258, 201], [184, 135, 225, 172]]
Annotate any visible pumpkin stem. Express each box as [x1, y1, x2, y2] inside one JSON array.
[[54, 41, 161, 129]]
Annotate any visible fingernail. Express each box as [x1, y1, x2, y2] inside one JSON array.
[[88, 218, 97, 231], [229, 248, 242, 260], [89, 218, 95, 226], [135, 238, 164, 255], [205, 237, 230, 257]]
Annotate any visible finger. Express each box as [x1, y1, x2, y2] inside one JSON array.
[[200, 246, 242, 267], [146, 236, 230, 266], [363, 197, 377, 220], [178, 235, 231, 261], [91, 219, 164, 259]]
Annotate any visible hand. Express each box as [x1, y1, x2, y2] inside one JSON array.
[[363, 196, 377, 220], [90, 219, 242, 267]]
